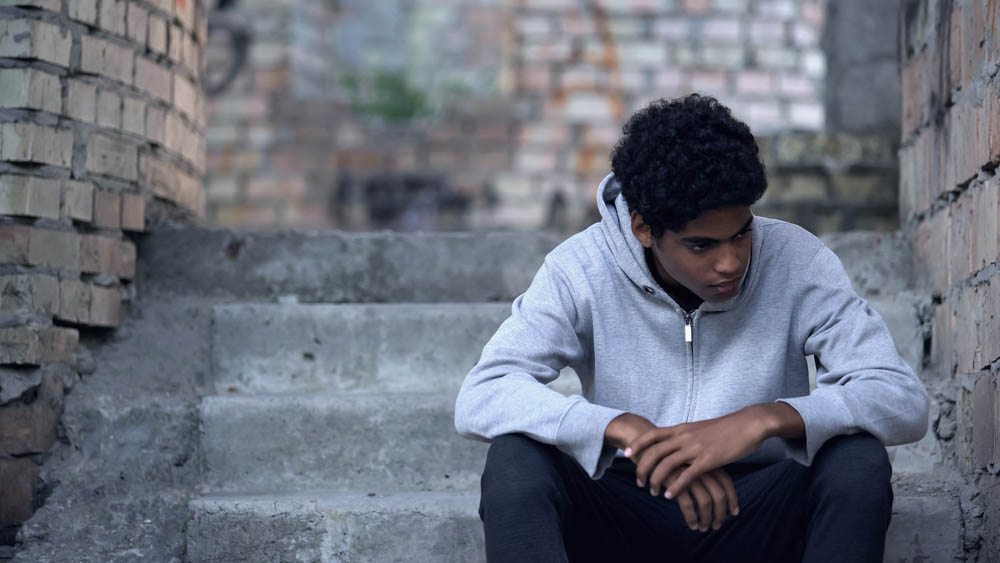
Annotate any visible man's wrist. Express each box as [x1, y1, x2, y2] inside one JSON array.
[[745, 402, 806, 441], [604, 412, 653, 450]]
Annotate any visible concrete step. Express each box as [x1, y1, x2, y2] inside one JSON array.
[[138, 226, 560, 302], [211, 303, 509, 395], [212, 302, 584, 396], [186, 491, 484, 563], [199, 393, 487, 494], [185, 490, 959, 563]]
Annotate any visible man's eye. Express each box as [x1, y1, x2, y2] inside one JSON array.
[[690, 244, 708, 253]]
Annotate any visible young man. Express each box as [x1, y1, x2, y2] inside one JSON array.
[[454, 94, 930, 563]]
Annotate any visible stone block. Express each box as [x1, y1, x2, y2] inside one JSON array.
[[764, 173, 827, 203], [0, 324, 77, 365], [0, 458, 37, 527], [66, 79, 97, 123], [145, 105, 166, 144], [68, 0, 98, 24], [93, 189, 121, 229], [85, 134, 138, 181], [99, 0, 126, 36], [973, 373, 998, 469], [735, 71, 773, 95], [701, 18, 742, 42], [103, 40, 135, 85], [117, 239, 135, 279], [57, 278, 90, 324], [96, 89, 122, 129], [0, 122, 73, 167], [126, 2, 148, 44], [134, 57, 171, 102], [0, 368, 63, 453], [616, 41, 668, 67], [79, 234, 117, 275], [28, 227, 78, 270], [182, 32, 200, 77], [148, 14, 168, 54], [703, 45, 745, 68], [0, 174, 61, 220], [0, 274, 58, 314], [0, 0, 59, 8], [0, 224, 31, 263], [564, 92, 616, 123], [169, 24, 183, 64], [122, 97, 145, 136], [89, 285, 121, 327], [0, 19, 71, 67], [121, 193, 145, 232], [173, 74, 198, 121], [0, 68, 60, 113], [62, 180, 94, 223]]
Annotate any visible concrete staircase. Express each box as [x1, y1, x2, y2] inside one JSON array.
[[8, 226, 967, 563], [177, 228, 967, 562]]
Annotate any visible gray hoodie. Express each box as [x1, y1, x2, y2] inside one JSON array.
[[454, 173, 930, 479]]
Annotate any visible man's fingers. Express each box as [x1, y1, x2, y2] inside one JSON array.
[[624, 426, 672, 459], [676, 491, 699, 531], [634, 439, 679, 489], [665, 462, 704, 500], [712, 469, 739, 516], [647, 451, 687, 496], [687, 480, 713, 532], [698, 472, 728, 531]]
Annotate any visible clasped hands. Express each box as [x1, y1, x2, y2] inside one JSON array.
[[606, 407, 769, 533]]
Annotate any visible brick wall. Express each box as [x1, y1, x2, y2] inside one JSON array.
[[900, 0, 999, 558], [0, 0, 206, 543], [207, 0, 847, 233]]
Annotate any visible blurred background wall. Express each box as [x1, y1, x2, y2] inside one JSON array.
[[204, 0, 902, 236]]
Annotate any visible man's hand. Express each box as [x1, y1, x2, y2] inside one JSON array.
[[606, 413, 739, 531], [625, 404, 799, 501], [665, 466, 739, 532]]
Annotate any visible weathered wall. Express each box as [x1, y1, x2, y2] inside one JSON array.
[[899, 0, 999, 559], [206, 0, 845, 234], [0, 0, 206, 547]]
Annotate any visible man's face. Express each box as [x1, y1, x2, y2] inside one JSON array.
[[631, 206, 753, 302]]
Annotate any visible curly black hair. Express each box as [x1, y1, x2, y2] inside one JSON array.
[[610, 94, 767, 237]]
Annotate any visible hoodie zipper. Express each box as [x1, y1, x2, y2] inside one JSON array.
[[682, 309, 697, 422]]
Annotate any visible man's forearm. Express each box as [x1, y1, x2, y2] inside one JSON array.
[[746, 402, 806, 441]]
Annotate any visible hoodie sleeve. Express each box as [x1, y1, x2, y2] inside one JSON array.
[[776, 245, 930, 466], [454, 256, 626, 479]]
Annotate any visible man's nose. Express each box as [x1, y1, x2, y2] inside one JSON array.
[[715, 245, 741, 275]]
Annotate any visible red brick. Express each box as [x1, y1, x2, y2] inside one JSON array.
[[0, 458, 37, 527], [0, 369, 63, 455], [93, 189, 122, 229], [973, 373, 998, 468], [0, 324, 77, 365], [932, 298, 955, 375], [89, 285, 122, 327], [28, 228, 78, 270], [57, 278, 90, 324], [118, 239, 136, 279], [79, 234, 117, 275], [0, 274, 57, 315], [901, 51, 923, 139], [121, 193, 145, 232]]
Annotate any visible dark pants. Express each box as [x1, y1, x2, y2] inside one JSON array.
[[479, 433, 893, 563]]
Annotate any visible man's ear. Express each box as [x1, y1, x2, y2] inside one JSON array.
[[630, 210, 653, 248]]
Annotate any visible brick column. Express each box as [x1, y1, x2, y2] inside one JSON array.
[[900, 0, 999, 557], [0, 0, 206, 542]]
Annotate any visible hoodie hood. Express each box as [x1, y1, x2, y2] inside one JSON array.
[[596, 172, 759, 313]]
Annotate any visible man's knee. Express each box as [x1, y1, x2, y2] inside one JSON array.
[[481, 434, 564, 510], [811, 432, 892, 507]]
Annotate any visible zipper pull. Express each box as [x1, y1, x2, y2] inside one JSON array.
[[684, 313, 693, 343]]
